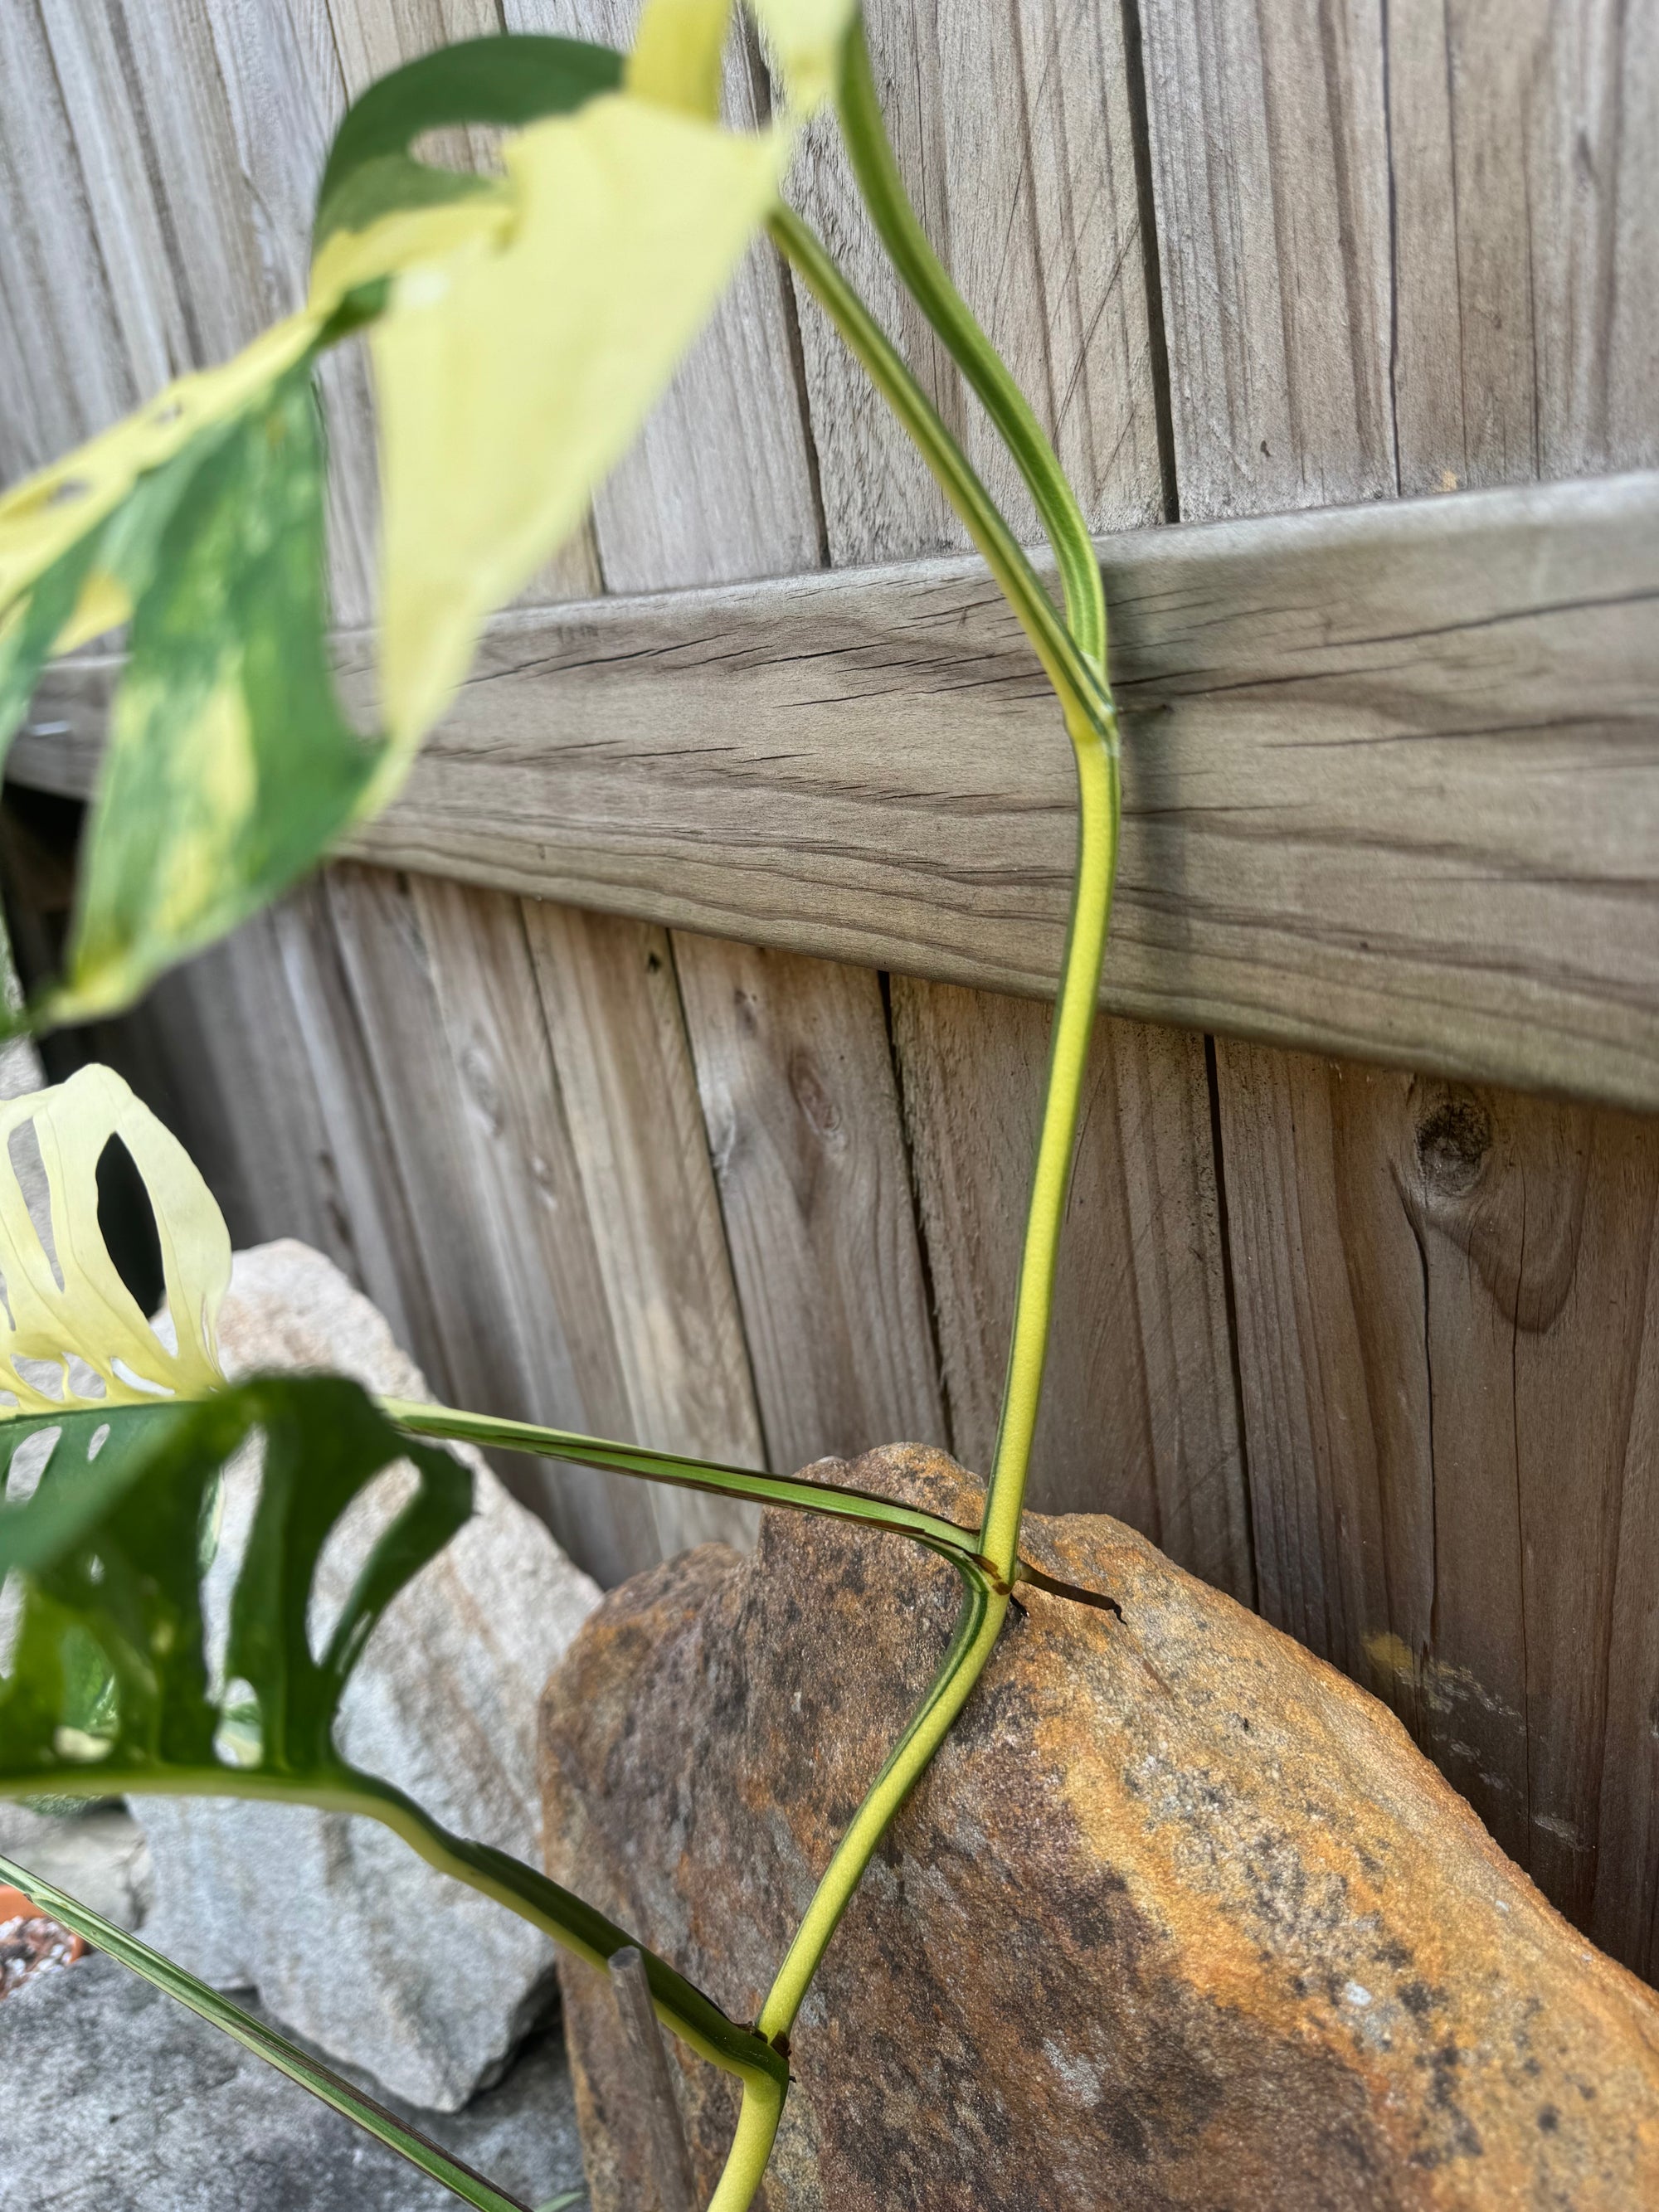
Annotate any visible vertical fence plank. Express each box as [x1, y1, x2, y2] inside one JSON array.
[[784, 0, 1245, 1567], [785, 0, 1165, 559], [1215, 1048, 1659, 1922], [520, 902, 767, 1553], [321, 865, 731, 1580], [496, 0, 946, 1480], [674, 939, 946, 1472], [892, 981, 1249, 1597], [1138, 0, 1659, 1943], [1384, 0, 1659, 489]]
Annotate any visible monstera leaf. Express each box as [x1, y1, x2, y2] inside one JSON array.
[[0, 0, 854, 1035], [0, 1062, 464, 1788], [0, 1062, 786, 2119]]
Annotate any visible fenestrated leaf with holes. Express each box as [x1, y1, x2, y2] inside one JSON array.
[[0, 1062, 789, 2142]]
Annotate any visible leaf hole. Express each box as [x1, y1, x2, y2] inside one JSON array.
[[308, 1460, 420, 1666], [0, 1569, 20, 1679], [214, 1679, 263, 1769], [95, 1135, 166, 1327], [11, 1357, 66, 1402], [4, 1425, 61, 1505], [45, 477, 90, 508], [108, 1358, 171, 1398], [7, 1118, 59, 1292]]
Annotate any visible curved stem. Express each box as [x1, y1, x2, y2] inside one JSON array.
[[757, 1563, 1001, 2038], [708, 1563, 1004, 2209], [381, 1396, 995, 1574], [834, 14, 1105, 667], [979, 734, 1117, 1580], [0, 1763, 786, 2097], [768, 203, 1121, 1582], [766, 206, 1108, 742]]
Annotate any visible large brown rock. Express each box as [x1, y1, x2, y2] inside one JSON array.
[[539, 1446, 1659, 2209]]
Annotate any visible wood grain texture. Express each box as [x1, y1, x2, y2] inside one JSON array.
[[1214, 1042, 1659, 1937], [1139, 0, 1659, 1966], [674, 938, 946, 1472], [891, 978, 1250, 1596], [20, 469, 1659, 1108], [499, 0, 949, 1487], [519, 899, 766, 1554], [784, 0, 1165, 561], [316, 864, 767, 1578], [1137, 0, 1659, 516]]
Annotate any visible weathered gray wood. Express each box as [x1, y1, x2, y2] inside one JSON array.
[[20, 469, 1659, 1110], [311, 864, 661, 1577], [606, 1947, 697, 2212], [1214, 1043, 1659, 1929], [499, 0, 950, 1487], [519, 899, 766, 1556], [1138, 0, 1659, 1974], [890, 979, 1249, 1595], [675, 937, 946, 1471], [783, 0, 1164, 561], [1138, 0, 1659, 515], [1384, 0, 1658, 491]]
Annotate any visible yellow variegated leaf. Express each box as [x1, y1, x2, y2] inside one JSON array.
[[0, 191, 512, 660], [306, 190, 512, 315], [0, 314, 321, 638], [371, 94, 786, 753], [627, 0, 732, 117], [0, 1065, 229, 1418], [746, 0, 855, 111]]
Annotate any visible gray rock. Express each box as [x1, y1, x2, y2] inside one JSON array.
[[136, 1241, 601, 2110], [0, 1799, 151, 1930], [0, 1951, 589, 2210]]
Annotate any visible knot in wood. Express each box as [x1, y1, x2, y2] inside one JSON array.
[[1413, 1091, 1491, 1196]]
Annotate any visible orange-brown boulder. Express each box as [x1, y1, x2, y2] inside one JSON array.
[[539, 1446, 1659, 2208]]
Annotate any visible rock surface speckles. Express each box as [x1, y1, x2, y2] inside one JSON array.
[[540, 1444, 1659, 2210]]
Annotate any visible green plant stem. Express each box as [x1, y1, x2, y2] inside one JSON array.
[[834, 14, 1106, 665], [0, 1849, 533, 2212], [766, 205, 1109, 739], [766, 202, 1121, 1580], [381, 1397, 997, 1578], [699, 202, 1121, 2211], [0, 1764, 785, 2098]]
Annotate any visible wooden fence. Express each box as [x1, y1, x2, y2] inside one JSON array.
[[2, 0, 1657, 1986]]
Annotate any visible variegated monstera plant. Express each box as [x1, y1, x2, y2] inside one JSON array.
[[0, 4, 1120, 2206]]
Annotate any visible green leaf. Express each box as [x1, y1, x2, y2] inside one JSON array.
[[0, 1849, 536, 2212], [43, 370, 383, 1023], [0, 1377, 471, 1787], [0, 313, 324, 761], [314, 34, 625, 246]]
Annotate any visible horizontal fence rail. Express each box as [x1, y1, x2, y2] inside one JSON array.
[[15, 469, 1659, 1111]]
